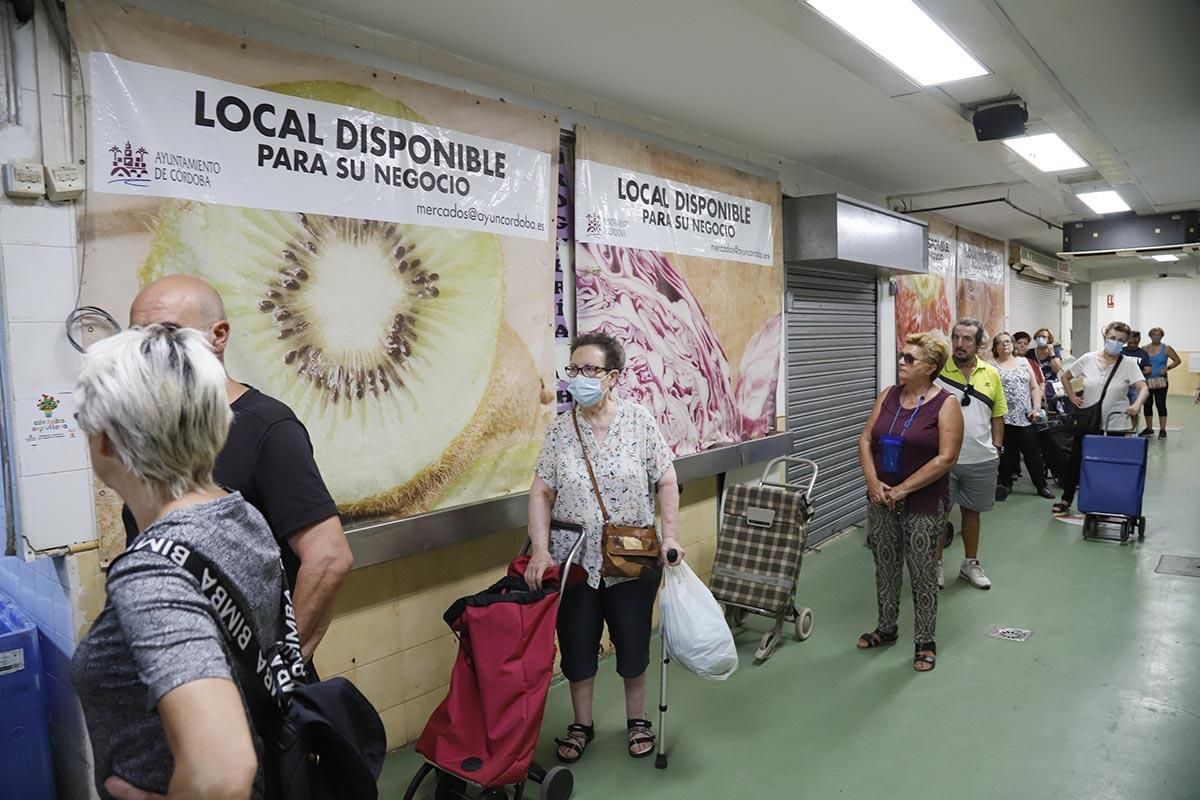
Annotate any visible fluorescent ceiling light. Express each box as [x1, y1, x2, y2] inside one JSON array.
[[1003, 133, 1088, 172], [1151, 254, 1179, 262], [806, 0, 988, 86], [1076, 190, 1130, 214]]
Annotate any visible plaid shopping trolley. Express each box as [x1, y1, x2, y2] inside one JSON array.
[[709, 457, 818, 663]]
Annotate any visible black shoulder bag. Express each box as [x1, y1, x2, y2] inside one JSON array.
[[1064, 355, 1120, 438], [120, 535, 386, 799]]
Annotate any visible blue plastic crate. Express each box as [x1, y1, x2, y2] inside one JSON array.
[[0, 591, 56, 800]]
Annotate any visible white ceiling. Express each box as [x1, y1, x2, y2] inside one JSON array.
[[282, 0, 1200, 279]]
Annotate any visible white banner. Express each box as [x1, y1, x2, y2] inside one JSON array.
[[958, 239, 1006, 284], [928, 232, 955, 277], [575, 160, 773, 266], [88, 53, 551, 240]]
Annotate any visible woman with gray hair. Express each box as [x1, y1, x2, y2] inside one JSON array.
[[72, 324, 282, 800], [1052, 321, 1148, 515]]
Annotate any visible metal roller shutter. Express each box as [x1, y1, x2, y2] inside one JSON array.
[[786, 266, 878, 545], [1008, 276, 1063, 341]]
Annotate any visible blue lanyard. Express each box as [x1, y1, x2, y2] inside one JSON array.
[[887, 391, 926, 437]]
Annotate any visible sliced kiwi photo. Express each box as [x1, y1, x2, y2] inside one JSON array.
[[138, 81, 549, 518], [432, 440, 543, 511]]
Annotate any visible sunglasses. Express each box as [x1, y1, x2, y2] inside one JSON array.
[[960, 392, 972, 408], [897, 352, 921, 366]]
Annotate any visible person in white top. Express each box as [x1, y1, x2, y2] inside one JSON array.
[[1051, 320, 1148, 515]]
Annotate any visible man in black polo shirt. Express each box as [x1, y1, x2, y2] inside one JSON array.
[[122, 275, 353, 662]]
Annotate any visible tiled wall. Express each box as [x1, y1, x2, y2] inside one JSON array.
[[1, 6, 94, 555], [1, 11, 100, 800]]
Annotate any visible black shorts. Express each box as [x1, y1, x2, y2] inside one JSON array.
[[557, 575, 659, 682]]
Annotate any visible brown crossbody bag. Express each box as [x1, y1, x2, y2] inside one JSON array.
[[571, 409, 662, 580]]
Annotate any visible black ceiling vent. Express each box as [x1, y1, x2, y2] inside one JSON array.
[[1059, 211, 1200, 258]]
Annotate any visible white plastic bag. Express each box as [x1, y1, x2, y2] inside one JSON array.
[[660, 562, 738, 680]]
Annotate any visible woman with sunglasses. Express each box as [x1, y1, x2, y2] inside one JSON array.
[[857, 334, 963, 672], [1052, 321, 1149, 515], [992, 332, 1054, 500], [524, 331, 683, 763]]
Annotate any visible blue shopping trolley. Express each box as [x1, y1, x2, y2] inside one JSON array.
[[1078, 413, 1148, 542]]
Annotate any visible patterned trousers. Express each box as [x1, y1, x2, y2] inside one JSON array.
[[867, 502, 946, 646]]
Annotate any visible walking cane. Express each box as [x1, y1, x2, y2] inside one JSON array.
[[655, 548, 679, 769]]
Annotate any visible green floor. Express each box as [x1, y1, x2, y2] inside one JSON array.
[[381, 401, 1200, 800]]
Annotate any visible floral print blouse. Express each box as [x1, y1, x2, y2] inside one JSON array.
[[535, 399, 674, 588]]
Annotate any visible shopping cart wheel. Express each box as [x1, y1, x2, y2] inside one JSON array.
[[1082, 515, 1094, 539], [725, 606, 748, 628], [793, 607, 814, 641], [755, 630, 780, 661], [1120, 520, 1130, 543], [942, 521, 955, 549], [538, 766, 573, 800], [403, 763, 436, 800], [1137, 517, 1146, 539], [435, 772, 468, 800]]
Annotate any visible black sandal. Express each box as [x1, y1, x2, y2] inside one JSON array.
[[1052, 501, 1071, 514], [914, 641, 936, 672], [856, 629, 899, 649], [627, 718, 655, 759], [554, 723, 594, 763]]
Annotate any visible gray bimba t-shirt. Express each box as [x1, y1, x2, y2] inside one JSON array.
[[72, 493, 283, 799]]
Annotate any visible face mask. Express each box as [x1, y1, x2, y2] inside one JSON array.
[[1150, 336, 1162, 344], [1035, 336, 1049, 347], [567, 375, 605, 407], [1104, 339, 1123, 356]]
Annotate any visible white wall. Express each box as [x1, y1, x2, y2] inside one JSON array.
[[0, 10, 98, 799], [1134, 279, 1200, 351], [1091, 278, 1138, 343]]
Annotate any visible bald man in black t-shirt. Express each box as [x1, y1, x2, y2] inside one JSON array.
[[122, 275, 353, 662]]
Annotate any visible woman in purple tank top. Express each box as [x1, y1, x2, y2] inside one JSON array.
[[856, 333, 963, 672]]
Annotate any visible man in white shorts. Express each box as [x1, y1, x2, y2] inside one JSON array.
[[936, 319, 1007, 590]]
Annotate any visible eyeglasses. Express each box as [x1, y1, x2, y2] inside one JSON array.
[[564, 364, 611, 378]]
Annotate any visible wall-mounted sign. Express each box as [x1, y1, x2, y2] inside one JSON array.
[[576, 160, 774, 267], [23, 394, 79, 448]]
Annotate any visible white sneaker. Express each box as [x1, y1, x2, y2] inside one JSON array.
[[936, 559, 944, 590], [959, 559, 991, 590]]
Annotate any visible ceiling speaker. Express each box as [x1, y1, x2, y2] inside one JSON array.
[[972, 104, 1028, 142]]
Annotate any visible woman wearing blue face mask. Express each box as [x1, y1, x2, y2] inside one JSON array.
[[1028, 328, 1064, 413], [1051, 321, 1149, 514], [524, 331, 683, 764]]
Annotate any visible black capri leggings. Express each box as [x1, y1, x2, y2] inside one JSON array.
[[1143, 386, 1168, 417], [557, 575, 659, 682]]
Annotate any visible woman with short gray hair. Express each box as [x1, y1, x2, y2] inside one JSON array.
[[1052, 321, 1148, 515], [72, 324, 282, 800]]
